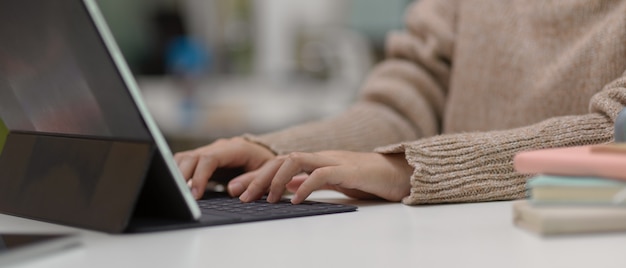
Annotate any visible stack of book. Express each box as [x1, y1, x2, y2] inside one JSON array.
[[512, 143, 626, 235]]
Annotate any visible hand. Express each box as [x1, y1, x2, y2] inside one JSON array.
[[174, 137, 276, 199], [231, 151, 413, 204]]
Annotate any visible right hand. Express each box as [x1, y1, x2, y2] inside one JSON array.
[[173, 137, 276, 199]]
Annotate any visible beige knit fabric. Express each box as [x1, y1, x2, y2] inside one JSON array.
[[244, 0, 626, 205]]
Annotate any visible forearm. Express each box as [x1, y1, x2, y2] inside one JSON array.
[[243, 101, 419, 154], [377, 69, 626, 205]]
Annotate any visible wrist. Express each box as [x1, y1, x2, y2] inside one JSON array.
[[236, 136, 276, 157], [382, 153, 412, 201]]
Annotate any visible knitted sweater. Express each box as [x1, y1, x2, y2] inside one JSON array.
[[244, 0, 626, 205]]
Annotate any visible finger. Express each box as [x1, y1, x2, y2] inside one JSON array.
[[286, 175, 339, 194], [227, 171, 258, 197], [239, 158, 285, 202], [176, 153, 199, 182], [286, 177, 339, 192], [285, 174, 308, 193], [286, 174, 376, 200], [206, 138, 274, 171], [182, 143, 252, 199], [266, 156, 303, 203], [268, 153, 337, 202], [173, 150, 187, 165], [291, 167, 347, 204], [189, 155, 219, 199]]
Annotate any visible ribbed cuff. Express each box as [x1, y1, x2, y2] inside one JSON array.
[[375, 114, 613, 205]]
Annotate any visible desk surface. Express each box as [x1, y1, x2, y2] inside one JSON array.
[[2, 191, 626, 268]]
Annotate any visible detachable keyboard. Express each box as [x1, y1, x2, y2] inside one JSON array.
[[197, 195, 356, 221], [127, 191, 357, 232]]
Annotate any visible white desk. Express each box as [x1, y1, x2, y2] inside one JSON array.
[[2, 191, 626, 268]]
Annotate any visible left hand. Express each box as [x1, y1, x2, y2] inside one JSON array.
[[228, 151, 413, 204]]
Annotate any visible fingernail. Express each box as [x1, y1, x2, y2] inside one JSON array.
[[267, 193, 276, 203], [191, 187, 199, 199], [291, 193, 300, 204], [239, 191, 250, 202], [228, 182, 244, 196]]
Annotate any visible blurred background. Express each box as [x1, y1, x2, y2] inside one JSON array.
[[96, 0, 412, 152]]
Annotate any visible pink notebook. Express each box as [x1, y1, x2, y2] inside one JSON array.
[[513, 144, 626, 181]]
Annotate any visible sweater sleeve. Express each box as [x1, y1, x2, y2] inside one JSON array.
[[244, 0, 457, 154], [376, 75, 626, 205]]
